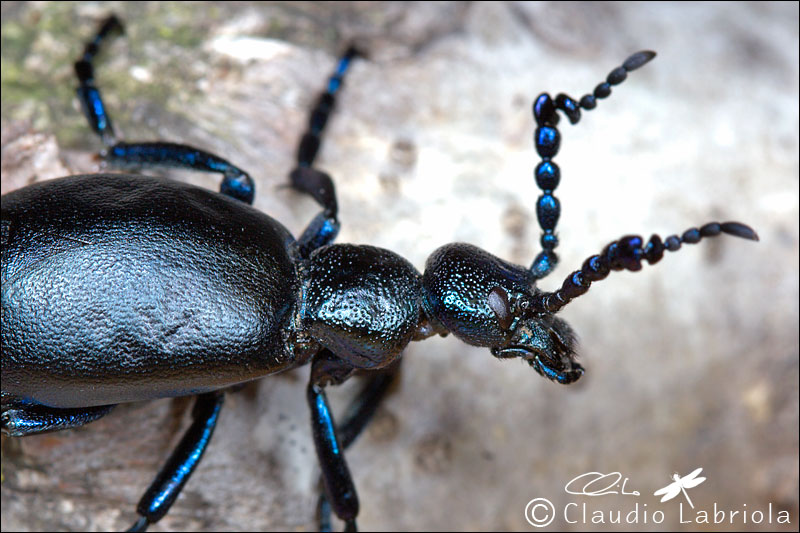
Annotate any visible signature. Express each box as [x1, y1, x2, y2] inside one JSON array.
[[565, 472, 641, 496]]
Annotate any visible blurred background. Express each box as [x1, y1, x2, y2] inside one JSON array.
[[2, 2, 797, 531]]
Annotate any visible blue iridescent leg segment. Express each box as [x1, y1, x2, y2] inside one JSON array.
[[291, 46, 362, 258], [105, 142, 255, 204], [1, 400, 115, 436], [316, 363, 401, 531], [308, 350, 360, 531], [529, 51, 657, 280], [75, 15, 255, 204], [127, 391, 224, 532], [295, 45, 360, 170], [74, 15, 123, 146]]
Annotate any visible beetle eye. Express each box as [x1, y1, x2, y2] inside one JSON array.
[[487, 286, 513, 330]]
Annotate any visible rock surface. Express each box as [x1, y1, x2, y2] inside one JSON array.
[[2, 2, 797, 531]]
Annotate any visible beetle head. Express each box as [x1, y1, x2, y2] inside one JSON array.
[[487, 286, 583, 384], [421, 243, 583, 384]]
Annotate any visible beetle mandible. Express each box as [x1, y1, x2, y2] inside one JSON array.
[[1, 14, 758, 532]]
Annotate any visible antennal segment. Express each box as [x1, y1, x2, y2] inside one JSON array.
[[525, 221, 757, 314], [529, 50, 657, 280]]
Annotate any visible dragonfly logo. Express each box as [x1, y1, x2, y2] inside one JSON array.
[[653, 467, 706, 508]]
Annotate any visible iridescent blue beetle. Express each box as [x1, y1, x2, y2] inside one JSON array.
[[0, 15, 758, 532]]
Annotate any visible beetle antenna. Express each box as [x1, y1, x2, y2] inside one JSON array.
[[529, 50, 657, 280], [521, 222, 758, 314]]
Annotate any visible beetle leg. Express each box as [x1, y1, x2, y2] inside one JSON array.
[[293, 45, 362, 171], [307, 350, 360, 531], [293, 168, 341, 258], [127, 391, 224, 532], [74, 14, 123, 147], [316, 361, 401, 531], [75, 15, 255, 204], [103, 142, 256, 204], [291, 46, 363, 257], [0, 399, 115, 436]]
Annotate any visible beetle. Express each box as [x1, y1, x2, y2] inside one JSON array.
[[1, 14, 759, 532]]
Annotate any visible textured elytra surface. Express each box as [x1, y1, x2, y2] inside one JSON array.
[[2, 174, 298, 407], [1, 2, 797, 531]]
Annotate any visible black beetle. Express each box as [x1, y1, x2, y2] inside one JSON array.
[[1, 13, 760, 532]]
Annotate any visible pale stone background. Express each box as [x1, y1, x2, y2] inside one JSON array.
[[1, 2, 797, 531]]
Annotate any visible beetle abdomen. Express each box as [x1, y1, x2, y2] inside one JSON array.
[[1, 174, 298, 408]]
